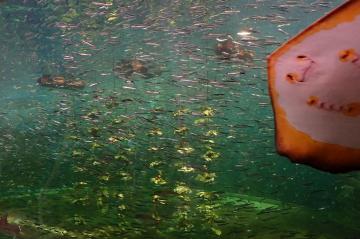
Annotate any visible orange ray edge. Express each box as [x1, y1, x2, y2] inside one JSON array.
[[267, 0, 360, 173]]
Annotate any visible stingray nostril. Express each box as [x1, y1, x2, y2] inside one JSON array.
[[338, 48, 358, 62], [285, 73, 303, 83], [286, 73, 296, 83], [307, 96, 319, 106], [296, 55, 308, 60]]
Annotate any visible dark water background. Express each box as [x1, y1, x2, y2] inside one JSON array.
[[1, 0, 360, 238]]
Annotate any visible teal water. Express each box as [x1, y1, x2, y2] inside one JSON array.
[[1, 0, 360, 238]]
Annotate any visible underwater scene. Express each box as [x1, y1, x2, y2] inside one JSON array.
[[1, 0, 360, 238]]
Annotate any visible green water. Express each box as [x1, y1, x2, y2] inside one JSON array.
[[1, 0, 359, 238]]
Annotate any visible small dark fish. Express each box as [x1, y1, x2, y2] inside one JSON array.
[[121, 98, 135, 103], [310, 189, 326, 194], [113, 59, 158, 80], [153, 189, 177, 197]]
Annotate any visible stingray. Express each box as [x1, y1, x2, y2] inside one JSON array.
[[268, 0, 360, 173], [113, 59, 157, 80], [215, 36, 253, 61], [37, 75, 86, 89]]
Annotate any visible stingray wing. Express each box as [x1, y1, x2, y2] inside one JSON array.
[[268, 0, 360, 173]]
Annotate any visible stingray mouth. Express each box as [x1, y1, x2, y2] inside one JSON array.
[[306, 96, 360, 117]]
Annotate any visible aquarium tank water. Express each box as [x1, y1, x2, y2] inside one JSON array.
[[0, 0, 359, 238]]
